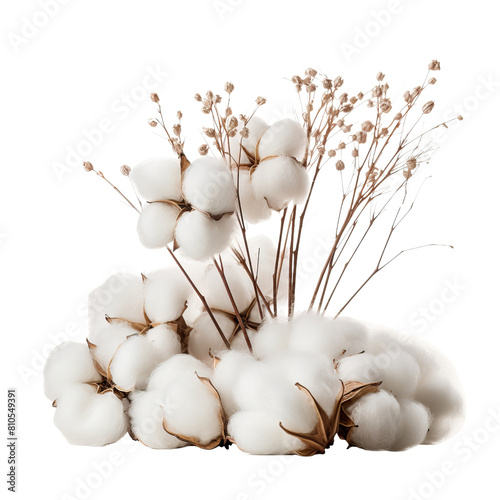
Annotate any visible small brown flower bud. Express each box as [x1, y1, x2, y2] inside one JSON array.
[[83, 161, 94, 172], [339, 93, 348, 104], [338, 142, 346, 150], [428, 60, 441, 71], [256, 96, 266, 105], [394, 112, 402, 121], [367, 100, 375, 108], [428, 77, 437, 85], [406, 157, 417, 170], [291, 75, 302, 84], [328, 150, 336, 157], [376, 72, 385, 81], [403, 169, 412, 179], [317, 145, 326, 155], [173, 124, 181, 137], [323, 78, 333, 89], [206, 90, 214, 101], [306, 83, 317, 93], [150, 93, 160, 103], [334, 76, 344, 88], [361, 120, 374, 132], [380, 128, 389, 137], [224, 82, 234, 94], [228, 129, 237, 137], [373, 87, 383, 98], [201, 106, 211, 114], [295, 84, 303, 93], [198, 144, 209, 156], [240, 127, 250, 138], [215, 94, 222, 104], [203, 127, 216, 138], [227, 116, 238, 130], [457, 115, 463, 121], [380, 98, 392, 114], [120, 164, 131, 176], [336, 160, 345, 171], [350, 96, 358, 104], [306, 68, 317, 77], [357, 92, 364, 100], [352, 148, 359, 157], [225, 107, 232, 117], [422, 101, 435, 114], [403, 90, 411, 103], [148, 118, 158, 127], [194, 93, 202, 102], [341, 104, 353, 113]]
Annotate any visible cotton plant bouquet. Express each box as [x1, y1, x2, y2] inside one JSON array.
[[44, 61, 465, 455]]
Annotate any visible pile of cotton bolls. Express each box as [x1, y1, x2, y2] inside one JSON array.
[[44, 263, 464, 453]]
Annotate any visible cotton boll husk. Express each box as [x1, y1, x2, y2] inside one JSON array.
[[130, 157, 183, 202], [251, 156, 310, 211], [143, 268, 191, 323], [332, 317, 369, 356], [89, 321, 138, 372], [232, 168, 272, 223], [337, 353, 383, 385], [44, 342, 102, 401], [88, 273, 144, 332], [188, 312, 236, 363], [376, 349, 421, 399], [265, 351, 342, 416], [229, 116, 269, 164], [182, 157, 236, 216], [175, 211, 236, 261], [137, 202, 179, 249], [212, 350, 258, 415], [346, 390, 401, 450], [128, 390, 186, 449], [289, 312, 346, 361], [252, 318, 291, 359], [228, 410, 304, 455], [257, 119, 307, 161], [147, 354, 212, 392], [162, 376, 222, 446], [391, 399, 432, 451], [53, 384, 128, 446]]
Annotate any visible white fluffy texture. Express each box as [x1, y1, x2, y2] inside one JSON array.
[[137, 202, 179, 249], [229, 116, 270, 164], [129, 390, 186, 449], [143, 267, 191, 323], [391, 399, 431, 451], [252, 319, 290, 359], [251, 155, 310, 211], [289, 312, 347, 361], [376, 349, 421, 399], [228, 410, 303, 455], [257, 119, 308, 161], [162, 375, 222, 446], [233, 168, 272, 223], [331, 317, 369, 356], [174, 211, 235, 261], [53, 384, 128, 446], [147, 354, 212, 392], [337, 353, 383, 384], [130, 157, 183, 202], [347, 390, 401, 451], [88, 273, 144, 332], [109, 326, 181, 391], [188, 312, 237, 363], [44, 342, 102, 401], [182, 157, 236, 216]]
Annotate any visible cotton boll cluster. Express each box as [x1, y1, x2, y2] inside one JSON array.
[[131, 156, 236, 260]]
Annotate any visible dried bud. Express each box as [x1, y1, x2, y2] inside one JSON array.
[[201, 106, 211, 114], [227, 116, 238, 130], [173, 124, 181, 137], [225, 107, 232, 117], [349, 96, 358, 104], [394, 112, 402, 121], [403, 169, 412, 179], [228, 129, 237, 138], [380, 128, 389, 137], [341, 104, 353, 113], [291, 75, 303, 84], [148, 118, 158, 127], [240, 127, 250, 138], [380, 98, 392, 114], [215, 94, 222, 104], [206, 90, 214, 101], [150, 93, 160, 103], [376, 72, 385, 82], [428, 77, 437, 85], [357, 92, 364, 100], [457, 115, 464, 121], [177, 111, 183, 120], [295, 84, 303, 93], [334, 76, 344, 88], [428, 60, 441, 71], [367, 100, 375, 108], [341, 124, 353, 133], [406, 157, 417, 170], [338, 142, 346, 150], [198, 144, 209, 156], [306, 68, 318, 77], [352, 148, 359, 158], [361, 120, 374, 132], [403, 90, 411, 103], [83, 161, 94, 172], [355, 131, 368, 144], [120, 164, 131, 176], [336, 160, 345, 171], [323, 78, 333, 89], [306, 83, 317, 93], [256, 96, 266, 106], [339, 93, 348, 104], [372, 86, 383, 98], [194, 93, 202, 102], [317, 145, 326, 155], [306, 103, 314, 112], [224, 82, 234, 94], [328, 150, 336, 157], [203, 127, 216, 138], [422, 101, 435, 114]]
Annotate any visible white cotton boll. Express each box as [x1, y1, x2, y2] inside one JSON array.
[[346, 390, 401, 450], [265, 351, 342, 416], [391, 399, 431, 451], [130, 157, 182, 202], [233, 168, 272, 223], [376, 350, 421, 399], [147, 354, 212, 392], [252, 318, 291, 359], [228, 410, 303, 455], [188, 312, 236, 363], [182, 157, 236, 216], [146, 324, 182, 359], [257, 119, 308, 161], [289, 312, 346, 361], [54, 384, 128, 446], [137, 202, 179, 249], [251, 156, 310, 211], [128, 390, 186, 449], [162, 376, 222, 446], [337, 353, 383, 385], [88, 273, 144, 332], [44, 342, 102, 401], [332, 317, 369, 356], [229, 116, 269, 164], [212, 350, 257, 416], [143, 268, 191, 323], [175, 211, 236, 261]]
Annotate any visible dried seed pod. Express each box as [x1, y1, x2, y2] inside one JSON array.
[[422, 101, 435, 114]]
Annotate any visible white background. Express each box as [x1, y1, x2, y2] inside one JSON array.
[[1, 0, 499, 499]]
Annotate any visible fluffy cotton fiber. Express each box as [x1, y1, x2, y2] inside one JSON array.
[[257, 118, 308, 161], [137, 202, 179, 249], [232, 168, 272, 223]]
